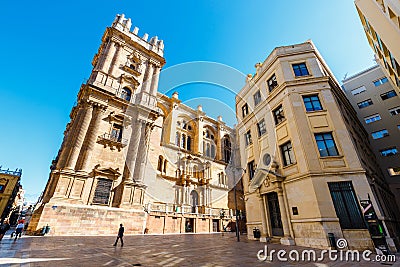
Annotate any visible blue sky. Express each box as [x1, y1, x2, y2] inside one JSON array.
[[0, 0, 375, 201]]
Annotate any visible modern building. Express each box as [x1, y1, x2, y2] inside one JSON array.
[[0, 167, 23, 223], [28, 14, 241, 236], [236, 40, 399, 251], [342, 65, 400, 211], [355, 0, 400, 92]]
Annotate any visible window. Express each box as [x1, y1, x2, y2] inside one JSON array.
[[247, 160, 256, 180], [280, 141, 296, 166], [120, 87, 132, 101], [364, 114, 381, 124], [273, 105, 285, 125], [111, 124, 123, 142], [257, 119, 267, 137], [203, 129, 216, 158], [267, 74, 278, 92], [253, 90, 262, 106], [357, 99, 373, 109], [302, 95, 322, 112], [292, 62, 309, 77], [242, 104, 249, 118], [380, 147, 398, 156], [222, 136, 232, 164], [157, 155, 163, 172], [315, 133, 339, 157], [398, 125, 400, 131], [245, 130, 252, 146], [176, 119, 193, 151], [371, 129, 389, 139], [373, 77, 388, 86], [351, 86, 366, 95], [388, 167, 400, 176], [92, 178, 113, 205], [328, 181, 366, 229], [380, 90, 397, 100], [389, 106, 400, 116]]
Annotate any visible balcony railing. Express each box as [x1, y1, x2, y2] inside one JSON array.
[[97, 133, 128, 151]]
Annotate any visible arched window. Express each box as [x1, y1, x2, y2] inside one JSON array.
[[163, 160, 167, 173], [223, 136, 232, 164], [203, 128, 216, 159], [120, 87, 132, 101], [176, 118, 193, 151]]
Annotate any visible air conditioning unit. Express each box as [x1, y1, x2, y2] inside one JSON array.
[[248, 152, 278, 193]]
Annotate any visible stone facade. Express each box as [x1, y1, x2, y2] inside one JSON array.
[[28, 14, 241, 236], [236, 41, 399, 251], [0, 168, 22, 222]]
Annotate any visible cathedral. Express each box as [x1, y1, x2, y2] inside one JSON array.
[[28, 14, 240, 235]]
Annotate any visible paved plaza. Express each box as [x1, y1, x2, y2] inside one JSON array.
[[0, 231, 399, 267]]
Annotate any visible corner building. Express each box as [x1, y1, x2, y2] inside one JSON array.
[[236, 41, 399, 251], [28, 14, 237, 235]]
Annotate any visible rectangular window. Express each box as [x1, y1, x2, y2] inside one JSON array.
[[280, 141, 296, 166], [357, 99, 373, 109], [328, 181, 366, 229], [253, 90, 262, 106], [302, 95, 323, 112], [371, 129, 389, 139], [111, 124, 123, 142], [93, 178, 113, 205], [247, 160, 256, 180], [373, 77, 388, 86], [351, 86, 366, 95], [267, 74, 278, 92], [292, 63, 309, 77], [257, 119, 267, 137], [273, 105, 285, 125], [245, 130, 252, 146], [315, 133, 339, 157], [380, 147, 398, 156], [242, 104, 249, 118], [388, 167, 400, 176], [389, 106, 400, 116], [380, 90, 397, 100], [364, 114, 381, 124]]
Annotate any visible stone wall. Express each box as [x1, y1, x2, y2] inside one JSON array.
[[28, 202, 146, 236]]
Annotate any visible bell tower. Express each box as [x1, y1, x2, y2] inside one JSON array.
[[28, 14, 166, 235]]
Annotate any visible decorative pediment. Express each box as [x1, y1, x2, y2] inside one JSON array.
[[93, 165, 121, 180], [121, 74, 140, 87]]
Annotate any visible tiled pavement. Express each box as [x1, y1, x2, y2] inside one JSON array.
[[0, 231, 399, 267]]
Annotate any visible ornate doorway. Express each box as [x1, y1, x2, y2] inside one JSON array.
[[267, 192, 283, 236]]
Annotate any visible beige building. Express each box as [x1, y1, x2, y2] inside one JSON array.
[[355, 0, 400, 92], [342, 65, 400, 211], [236, 41, 399, 251], [28, 14, 240, 236], [0, 168, 22, 222]]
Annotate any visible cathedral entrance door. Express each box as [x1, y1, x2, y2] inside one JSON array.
[[267, 192, 283, 236]]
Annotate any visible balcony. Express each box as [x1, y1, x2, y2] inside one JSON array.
[[97, 133, 128, 151]]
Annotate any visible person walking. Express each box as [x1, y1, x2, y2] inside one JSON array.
[[113, 224, 124, 247], [0, 219, 11, 241], [14, 221, 24, 240]]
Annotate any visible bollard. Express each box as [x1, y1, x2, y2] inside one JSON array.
[[328, 233, 336, 249]]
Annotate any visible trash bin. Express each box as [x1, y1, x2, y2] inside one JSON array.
[[253, 228, 261, 239], [328, 233, 336, 249]]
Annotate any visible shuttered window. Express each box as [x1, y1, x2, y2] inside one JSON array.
[[328, 181, 366, 229], [93, 178, 113, 205]]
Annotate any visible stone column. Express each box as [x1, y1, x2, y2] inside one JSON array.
[[101, 41, 117, 73], [133, 122, 152, 183], [143, 62, 154, 94], [75, 104, 106, 172], [149, 66, 160, 96], [56, 106, 84, 169], [64, 101, 93, 170], [259, 194, 269, 238], [124, 117, 143, 182], [109, 43, 123, 77], [277, 189, 294, 245]]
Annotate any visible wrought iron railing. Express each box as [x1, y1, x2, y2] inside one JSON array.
[[98, 133, 128, 146]]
